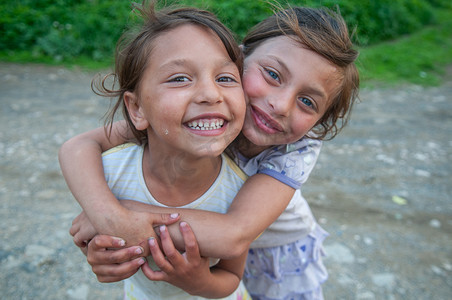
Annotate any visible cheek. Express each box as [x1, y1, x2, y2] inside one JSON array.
[[232, 91, 246, 123], [292, 113, 318, 138], [242, 70, 266, 100]]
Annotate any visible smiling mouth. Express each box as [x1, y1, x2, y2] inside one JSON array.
[[251, 106, 283, 133], [186, 118, 225, 130], [256, 112, 275, 129]]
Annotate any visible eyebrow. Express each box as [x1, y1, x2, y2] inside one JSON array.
[[158, 59, 188, 71], [159, 58, 237, 71], [267, 55, 328, 100], [267, 55, 290, 78]]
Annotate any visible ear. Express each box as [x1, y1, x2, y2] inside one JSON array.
[[124, 91, 149, 131]]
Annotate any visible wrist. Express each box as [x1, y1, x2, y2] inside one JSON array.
[[90, 204, 129, 236]]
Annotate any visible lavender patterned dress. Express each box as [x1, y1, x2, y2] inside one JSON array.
[[228, 137, 328, 300]]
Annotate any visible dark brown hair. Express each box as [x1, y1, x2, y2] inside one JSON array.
[[92, 1, 242, 143], [243, 6, 359, 140]]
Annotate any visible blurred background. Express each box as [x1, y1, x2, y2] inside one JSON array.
[[1, 0, 451, 299], [1, 0, 452, 85]]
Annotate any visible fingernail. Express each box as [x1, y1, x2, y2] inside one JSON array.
[[135, 247, 143, 255], [148, 237, 156, 246], [114, 237, 125, 247], [180, 221, 187, 228], [170, 213, 179, 219], [138, 258, 146, 265], [160, 225, 166, 232]]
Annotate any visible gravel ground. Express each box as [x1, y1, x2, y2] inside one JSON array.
[[0, 62, 451, 300]]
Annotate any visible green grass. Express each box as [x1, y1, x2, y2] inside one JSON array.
[[1, 6, 451, 86], [0, 50, 114, 70], [357, 9, 452, 87]]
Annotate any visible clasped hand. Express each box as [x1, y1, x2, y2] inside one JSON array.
[[70, 211, 211, 294]]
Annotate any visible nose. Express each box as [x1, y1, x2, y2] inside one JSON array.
[[194, 77, 223, 105], [267, 92, 292, 117]]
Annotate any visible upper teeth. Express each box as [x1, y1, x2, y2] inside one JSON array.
[[187, 119, 224, 130], [258, 114, 272, 128]]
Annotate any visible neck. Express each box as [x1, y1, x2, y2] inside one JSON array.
[[142, 144, 222, 207], [234, 133, 271, 158]]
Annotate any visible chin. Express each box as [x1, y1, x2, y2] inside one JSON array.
[[198, 143, 228, 158], [241, 128, 266, 146]]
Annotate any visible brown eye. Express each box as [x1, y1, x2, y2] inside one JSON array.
[[217, 76, 235, 83], [170, 76, 189, 82]]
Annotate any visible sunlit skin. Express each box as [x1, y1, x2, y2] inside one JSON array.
[[124, 24, 246, 206], [239, 35, 340, 157], [127, 24, 245, 160], [62, 25, 346, 286]]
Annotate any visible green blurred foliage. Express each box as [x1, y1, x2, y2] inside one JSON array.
[[316, 0, 437, 45], [0, 0, 450, 63], [0, 0, 131, 62], [358, 8, 452, 86]]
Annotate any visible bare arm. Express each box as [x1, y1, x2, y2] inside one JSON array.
[[60, 121, 294, 258], [59, 120, 172, 246], [59, 121, 130, 231], [121, 173, 294, 259], [196, 252, 248, 298]]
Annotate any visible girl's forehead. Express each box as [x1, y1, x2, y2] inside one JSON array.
[[150, 24, 229, 57], [150, 25, 219, 54], [246, 35, 336, 73], [142, 24, 238, 76], [253, 35, 302, 54]]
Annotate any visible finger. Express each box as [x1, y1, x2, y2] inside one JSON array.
[[81, 246, 88, 256], [179, 222, 201, 262], [148, 237, 174, 273], [87, 244, 144, 265], [94, 257, 145, 283], [159, 225, 183, 265], [89, 235, 126, 251], [97, 270, 138, 283], [141, 258, 168, 282], [73, 231, 88, 248], [150, 213, 180, 226], [138, 239, 151, 257], [69, 221, 80, 237]]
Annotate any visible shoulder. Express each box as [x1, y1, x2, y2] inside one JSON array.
[[102, 142, 138, 157], [253, 137, 322, 167], [222, 153, 248, 182], [254, 137, 322, 188], [277, 137, 322, 155], [101, 143, 142, 171]]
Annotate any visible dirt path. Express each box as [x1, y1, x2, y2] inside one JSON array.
[[0, 63, 451, 299]]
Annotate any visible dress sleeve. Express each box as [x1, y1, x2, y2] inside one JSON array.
[[257, 138, 322, 189]]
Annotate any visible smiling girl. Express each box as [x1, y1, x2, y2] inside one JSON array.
[[60, 4, 359, 300], [60, 3, 254, 299]]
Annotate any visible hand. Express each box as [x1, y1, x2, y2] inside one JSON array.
[[86, 235, 146, 283], [141, 222, 211, 295], [70, 211, 97, 248], [70, 202, 181, 255], [114, 201, 181, 250]]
